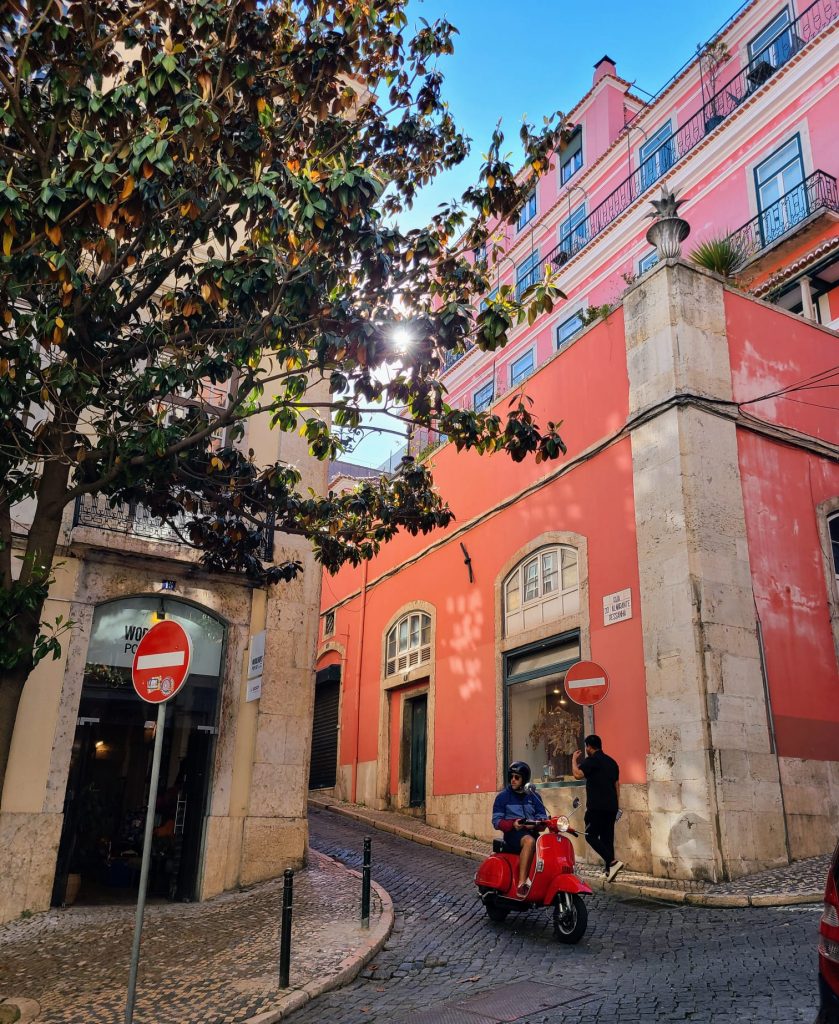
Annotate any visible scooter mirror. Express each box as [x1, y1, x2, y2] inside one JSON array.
[[571, 797, 581, 810], [556, 815, 570, 831]]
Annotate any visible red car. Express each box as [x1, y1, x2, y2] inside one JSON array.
[[818, 840, 839, 1024]]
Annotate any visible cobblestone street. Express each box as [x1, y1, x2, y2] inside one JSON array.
[[300, 807, 823, 1024]]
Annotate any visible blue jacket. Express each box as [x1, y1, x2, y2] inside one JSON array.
[[492, 785, 549, 832]]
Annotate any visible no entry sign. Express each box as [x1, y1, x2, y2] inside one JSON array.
[[131, 620, 192, 703], [564, 660, 610, 707]]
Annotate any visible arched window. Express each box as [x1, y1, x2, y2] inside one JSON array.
[[386, 612, 431, 676], [504, 546, 579, 635]]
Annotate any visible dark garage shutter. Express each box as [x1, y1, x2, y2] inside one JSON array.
[[309, 666, 340, 789]]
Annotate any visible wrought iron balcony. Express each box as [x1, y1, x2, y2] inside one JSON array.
[[443, 340, 475, 370], [73, 493, 275, 561], [519, 0, 838, 286], [727, 170, 839, 259]]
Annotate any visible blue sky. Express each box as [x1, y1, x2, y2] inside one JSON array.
[[346, 0, 745, 468]]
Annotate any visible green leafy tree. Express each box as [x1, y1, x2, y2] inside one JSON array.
[[0, 0, 569, 792]]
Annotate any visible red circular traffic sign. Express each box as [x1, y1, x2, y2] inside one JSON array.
[[564, 660, 610, 707], [132, 620, 193, 704]]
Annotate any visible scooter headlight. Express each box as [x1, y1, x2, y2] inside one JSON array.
[[556, 815, 570, 831]]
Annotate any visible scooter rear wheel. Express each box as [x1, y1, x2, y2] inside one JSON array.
[[485, 903, 509, 923], [553, 893, 588, 943]]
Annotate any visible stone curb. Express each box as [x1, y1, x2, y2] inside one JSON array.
[[0, 997, 39, 1024], [241, 854, 394, 1024], [311, 799, 823, 909]]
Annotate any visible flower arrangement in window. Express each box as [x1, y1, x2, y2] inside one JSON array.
[[528, 701, 582, 779]]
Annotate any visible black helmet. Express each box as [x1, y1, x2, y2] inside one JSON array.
[[507, 760, 531, 785]]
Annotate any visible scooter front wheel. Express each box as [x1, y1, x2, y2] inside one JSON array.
[[553, 892, 588, 943]]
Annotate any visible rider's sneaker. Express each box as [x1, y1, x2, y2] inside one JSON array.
[[607, 860, 624, 882], [516, 881, 531, 897]]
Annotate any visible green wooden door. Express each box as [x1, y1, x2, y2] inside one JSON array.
[[409, 695, 427, 807]]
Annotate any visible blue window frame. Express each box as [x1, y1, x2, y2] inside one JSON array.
[[559, 205, 587, 257], [556, 312, 584, 350], [754, 135, 806, 247], [561, 148, 583, 185], [515, 250, 541, 300], [640, 122, 674, 191], [638, 250, 659, 274], [517, 192, 537, 232], [473, 380, 494, 413], [510, 349, 534, 387], [473, 243, 487, 265], [479, 286, 499, 313], [748, 8, 793, 75]]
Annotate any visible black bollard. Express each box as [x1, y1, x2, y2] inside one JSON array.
[[361, 836, 371, 929], [279, 869, 293, 988]]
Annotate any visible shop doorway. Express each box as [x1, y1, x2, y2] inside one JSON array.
[[309, 665, 340, 790], [52, 597, 225, 907]]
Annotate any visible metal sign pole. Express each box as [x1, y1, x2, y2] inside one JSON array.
[[125, 701, 166, 1024]]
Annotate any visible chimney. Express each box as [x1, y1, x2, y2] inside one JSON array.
[[593, 55, 618, 85]]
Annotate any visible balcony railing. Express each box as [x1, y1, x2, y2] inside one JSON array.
[[727, 170, 839, 258], [443, 339, 475, 370], [73, 493, 275, 561], [518, 0, 839, 289]]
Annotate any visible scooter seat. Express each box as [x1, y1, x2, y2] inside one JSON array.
[[492, 839, 506, 854]]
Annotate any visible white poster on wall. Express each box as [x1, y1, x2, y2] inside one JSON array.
[[603, 588, 632, 626], [246, 675, 263, 702]]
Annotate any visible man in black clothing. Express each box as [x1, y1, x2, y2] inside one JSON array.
[[572, 734, 623, 882]]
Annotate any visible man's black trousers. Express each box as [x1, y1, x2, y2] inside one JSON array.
[[584, 807, 616, 867]]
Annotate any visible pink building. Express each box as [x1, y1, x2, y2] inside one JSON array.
[[312, 0, 839, 881], [420, 0, 839, 436]]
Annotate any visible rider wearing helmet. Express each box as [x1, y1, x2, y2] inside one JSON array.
[[491, 761, 550, 897]]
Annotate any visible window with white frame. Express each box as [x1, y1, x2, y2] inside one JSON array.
[[829, 513, 839, 595], [510, 349, 535, 388], [386, 612, 431, 676], [473, 380, 494, 413], [754, 136, 806, 247], [515, 250, 541, 299], [517, 191, 537, 231], [640, 122, 674, 190], [556, 312, 584, 350], [504, 546, 580, 636], [473, 242, 487, 265], [638, 249, 659, 274], [559, 204, 587, 257], [748, 8, 793, 74]]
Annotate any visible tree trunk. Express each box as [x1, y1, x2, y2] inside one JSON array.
[[0, 663, 31, 801], [0, 455, 72, 802]]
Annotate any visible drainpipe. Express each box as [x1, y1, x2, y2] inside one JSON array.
[[351, 559, 369, 803]]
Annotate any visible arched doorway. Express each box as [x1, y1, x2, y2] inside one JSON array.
[[52, 596, 225, 906]]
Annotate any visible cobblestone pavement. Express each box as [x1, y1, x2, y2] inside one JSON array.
[[311, 797, 829, 902], [0, 850, 382, 1024], [298, 807, 823, 1024]]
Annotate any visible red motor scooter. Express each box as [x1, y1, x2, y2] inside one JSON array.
[[474, 797, 592, 943]]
